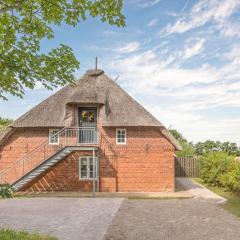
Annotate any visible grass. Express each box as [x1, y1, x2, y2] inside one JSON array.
[[0, 229, 57, 240], [194, 178, 240, 217]]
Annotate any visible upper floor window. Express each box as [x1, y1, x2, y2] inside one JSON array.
[[116, 128, 127, 145], [49, 129, 60, 145]]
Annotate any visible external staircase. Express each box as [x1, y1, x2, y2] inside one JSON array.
[[0, 127, 98, 191]]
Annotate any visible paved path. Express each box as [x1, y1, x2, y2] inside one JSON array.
[[176, 178, 226, 203], [103, 198, 240, 240], [0, 197, 123, 240]]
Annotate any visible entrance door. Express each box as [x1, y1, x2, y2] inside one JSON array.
[[78, 108, 97, 143]]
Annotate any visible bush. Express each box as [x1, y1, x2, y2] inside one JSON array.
[[200, 152, 235, 187], [0, 184, 13, 199], [220, 163, 240, 193]]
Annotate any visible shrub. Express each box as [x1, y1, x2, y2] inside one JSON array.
[[200, 152, 235, 187], [220, 162, 240, 193], [0, 183, 13, 199]]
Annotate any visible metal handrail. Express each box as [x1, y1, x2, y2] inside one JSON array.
[[0, 127, 98, 184], [0, 128, 66, 176]]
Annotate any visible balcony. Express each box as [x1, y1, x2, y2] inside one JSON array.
[[61, 127, 98, 146]]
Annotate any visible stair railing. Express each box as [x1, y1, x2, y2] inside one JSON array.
[[0, 127, 98, 184]]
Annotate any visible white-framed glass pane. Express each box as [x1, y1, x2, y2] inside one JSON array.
[[81, 171, 88, 178], [49, 129, 60, 144], [116, 129, 126, 144], [81, 158, 87, 165], [79, 156, 97, 180], [89, 157, 93, 165], [81, 165, 87, 171]]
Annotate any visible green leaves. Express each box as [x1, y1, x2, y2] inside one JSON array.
[[0, 117, 13, 133], [0, 0, 125, 99], [0, 183, 13, 199], [200, 152, 240, 193]]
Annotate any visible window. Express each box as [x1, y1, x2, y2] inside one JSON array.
[[116, 128, 127, 145], [79, 156, 97, 180], [49, 129, 60, 145]]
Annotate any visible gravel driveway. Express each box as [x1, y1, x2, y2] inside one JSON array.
[[103, 198, 240, 240], [0, 197, 123, 240], [1, 179, 240, 240]]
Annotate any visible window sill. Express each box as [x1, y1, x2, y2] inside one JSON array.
[[79, 178, 97, 181]]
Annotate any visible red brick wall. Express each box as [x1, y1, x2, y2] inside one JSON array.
[[0, 128, 49, 171], [99, 127, 175, 192], [0, 126, 175, 192]]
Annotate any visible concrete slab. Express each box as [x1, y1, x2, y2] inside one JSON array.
[[176, 178, 226, 204]]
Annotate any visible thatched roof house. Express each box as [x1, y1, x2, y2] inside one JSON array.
[[0, 69, 181, 193]]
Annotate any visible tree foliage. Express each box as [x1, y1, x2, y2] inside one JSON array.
[[170, 129, 195, 157], [0, 0, 125, 99], [170, 129, 240, 157], [0, 117, 13, 133], [195, 140, 240, 156]]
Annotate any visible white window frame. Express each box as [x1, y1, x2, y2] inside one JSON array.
[[49, 129, 60, 145], [79, 156, 97, 180], [116, 128, 127, 145]]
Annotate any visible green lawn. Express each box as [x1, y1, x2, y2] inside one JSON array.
[[194, 178, 240, 217], [0, 229, 57, 240]]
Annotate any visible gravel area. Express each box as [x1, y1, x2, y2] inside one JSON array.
[[0, 197, 123, 240], [103, 198, 240, 240]]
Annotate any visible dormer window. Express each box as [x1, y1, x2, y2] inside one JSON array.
[[116, 128, 127, 145]]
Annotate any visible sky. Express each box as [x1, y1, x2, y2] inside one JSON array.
[[1, 0, 240, 145]]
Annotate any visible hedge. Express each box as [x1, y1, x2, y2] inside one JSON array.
[[200, 152, 240, 193]]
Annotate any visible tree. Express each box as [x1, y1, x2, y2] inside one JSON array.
[[0, 117, 13, 133], [195, 140, 240, 156], [170, 129, 195, 157], [0, 0, 125, 100]]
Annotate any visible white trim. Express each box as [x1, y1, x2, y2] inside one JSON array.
[[79, 156, 97, 180], [48, 129, 60, 145], [116, 128, 127, 145]]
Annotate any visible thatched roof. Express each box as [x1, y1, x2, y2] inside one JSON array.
[[2, 69, 181, 150]]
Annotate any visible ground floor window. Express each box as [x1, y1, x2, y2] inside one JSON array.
[[79, 156, 97, 180]]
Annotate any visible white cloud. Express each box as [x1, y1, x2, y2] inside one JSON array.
[[105, 43, 240, 144], [115, 42, 140, 54], [217, 21, 240, 38], [183, 38, 205, 59], [161, 0, 240, 36], [130, 0, 161, 8], [148, 19, 158, 27]]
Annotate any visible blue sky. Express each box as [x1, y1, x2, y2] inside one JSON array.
[[1, 0, 240, 145]]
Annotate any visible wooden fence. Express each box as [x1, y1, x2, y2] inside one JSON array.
[[175, 156, 200, 177]]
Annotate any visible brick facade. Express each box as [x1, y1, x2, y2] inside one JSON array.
[[0, 128, 50, 172], [11, 127, 175, 193]]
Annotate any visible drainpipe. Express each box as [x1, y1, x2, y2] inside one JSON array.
[[93, 149, 96, 197]]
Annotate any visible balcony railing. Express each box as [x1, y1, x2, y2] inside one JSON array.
[[0, 127, 98, 184], [65, 127, 98, 145]]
